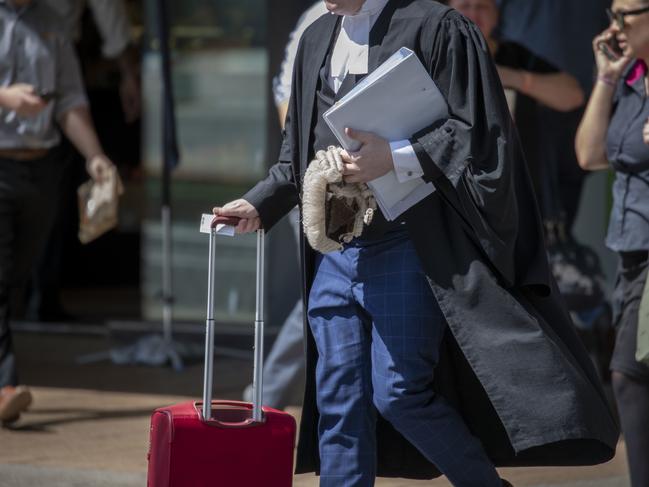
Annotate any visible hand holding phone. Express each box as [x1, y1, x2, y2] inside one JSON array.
[[0, 84, 47, 116], [597, 37, 623, 61], [37, 91, 58, 102], [593, 29, 631, 81]]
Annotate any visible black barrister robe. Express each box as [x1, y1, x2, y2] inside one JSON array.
[[243, 0, 619, 479]]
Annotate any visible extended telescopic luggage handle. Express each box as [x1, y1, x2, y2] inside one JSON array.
[[202, 215, 265, 424]]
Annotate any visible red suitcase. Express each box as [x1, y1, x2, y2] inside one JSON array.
[[147, 220, 297, 487]]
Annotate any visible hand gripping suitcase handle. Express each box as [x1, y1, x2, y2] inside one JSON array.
[[203, 218, 265, 423], [211, 215, 241, 227]]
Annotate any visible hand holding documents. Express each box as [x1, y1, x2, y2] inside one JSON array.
[[77, 166, 124, 244], [323, 47, 448, 220]]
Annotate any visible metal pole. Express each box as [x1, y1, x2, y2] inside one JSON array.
[[161, 205, 173, 344], [252, 229, 265, 422], [161, 203, 182, 372], [202, 228, 217, 421], [157, 0, 182, 371]]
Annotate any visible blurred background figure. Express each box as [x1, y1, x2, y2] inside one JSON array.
[[448, 0, 584, 219], [495, 0, 609, 232], [47, 0, 141, 124], [447, 0, 615, 381], [576, 2, 649, 485], [271, 1, 328, 126], [0, 0, 117, 423], [25, 0, 140, 323], [243, 0, 327, 410]]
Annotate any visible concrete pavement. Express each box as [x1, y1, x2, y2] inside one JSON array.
[[0, 387, 630, 487], [0, 330, 631, 487]]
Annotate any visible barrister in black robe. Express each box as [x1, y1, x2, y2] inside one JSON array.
[[214, 0, 619, 480]]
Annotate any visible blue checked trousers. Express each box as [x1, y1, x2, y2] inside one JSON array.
[[308, 230, 501, 487]]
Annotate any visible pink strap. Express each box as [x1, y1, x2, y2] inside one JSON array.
[[626, 60, 648, 86]]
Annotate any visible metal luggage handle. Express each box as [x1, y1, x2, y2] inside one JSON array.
[[194, 401, 266, 428], [202, 216, 265, 424]]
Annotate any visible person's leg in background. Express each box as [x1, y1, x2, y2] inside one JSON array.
[[27, 141, 78, 322], [244, 206, 305, 409], [609, 251, 649, 487], [245, 300, 305, 408], [0, 151, 66, 423], [0, 160, 20, 392], [612, 371, 649, 487]]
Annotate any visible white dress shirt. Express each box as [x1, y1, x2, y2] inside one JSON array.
[[329, 0, 424, 182]]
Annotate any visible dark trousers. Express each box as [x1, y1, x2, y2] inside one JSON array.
[[307, 230, 500, 487], [0, 149, 65, 387], [28, 141, 78, 320], [610, 252, 649, 487]]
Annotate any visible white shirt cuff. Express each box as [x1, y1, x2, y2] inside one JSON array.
[[390, 139, 424, 183]]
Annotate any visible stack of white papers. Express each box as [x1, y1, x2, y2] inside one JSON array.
[[323, 47, 448, 220]]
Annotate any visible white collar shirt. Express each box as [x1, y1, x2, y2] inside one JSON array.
[[329, 0, 390, 93], [327, 0, 424, 186]]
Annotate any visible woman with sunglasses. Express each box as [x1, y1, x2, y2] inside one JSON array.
[[576, 2, 649, 486]]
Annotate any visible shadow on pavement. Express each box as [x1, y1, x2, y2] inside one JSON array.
[[4, 406, 161, 432]]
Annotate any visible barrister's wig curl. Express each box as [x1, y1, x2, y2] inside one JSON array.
[[301, 146, 376, 254]]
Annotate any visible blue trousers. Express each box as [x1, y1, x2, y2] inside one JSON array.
[[308, 230, 501, 487]]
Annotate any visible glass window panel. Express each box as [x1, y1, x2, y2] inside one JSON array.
[[142, 0, 267, 183], [141, 0, 267, 324]]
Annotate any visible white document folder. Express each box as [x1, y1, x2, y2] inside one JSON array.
[[323, 47, 448, 220]]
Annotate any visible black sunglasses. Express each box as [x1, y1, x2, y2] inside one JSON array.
[[606, 5, 649, 30]]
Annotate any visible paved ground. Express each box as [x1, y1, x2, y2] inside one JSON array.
[[0, 330, 631, 487]]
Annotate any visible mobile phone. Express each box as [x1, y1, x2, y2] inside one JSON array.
[[597, 37, 623, 61], [37, 91, 59, 102]]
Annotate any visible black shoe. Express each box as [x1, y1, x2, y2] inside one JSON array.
[[501, 480, 513, 487]]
